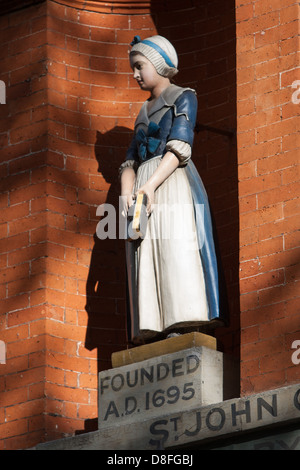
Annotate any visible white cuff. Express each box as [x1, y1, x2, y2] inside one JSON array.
[[119, 159, 139, 178], [166, 140, 191, 165]]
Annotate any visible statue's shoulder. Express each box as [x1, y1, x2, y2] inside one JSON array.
[[162, 84, 197, 107]]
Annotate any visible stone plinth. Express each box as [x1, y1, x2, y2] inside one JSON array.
[[99, 344, 229, 429]]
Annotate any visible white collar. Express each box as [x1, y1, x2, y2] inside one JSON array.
[[134, 84, 195, 129]]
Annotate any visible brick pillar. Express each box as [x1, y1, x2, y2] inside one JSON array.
[[0, 0, 156, 449], [43, 0, 156, 443], [236, 0, 300, 394], [0, 2, 48, 449]]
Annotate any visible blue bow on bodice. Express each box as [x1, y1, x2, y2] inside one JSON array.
[[136, 121, 161, 161]]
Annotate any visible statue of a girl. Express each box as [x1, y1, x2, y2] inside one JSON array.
[[119, 35, 225, 344]]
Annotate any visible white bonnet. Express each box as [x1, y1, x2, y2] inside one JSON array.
[[130, 35, 178, 79]]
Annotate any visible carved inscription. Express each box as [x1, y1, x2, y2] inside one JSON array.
[[98, 348, 224, 429], [148, 388, 300, 449]]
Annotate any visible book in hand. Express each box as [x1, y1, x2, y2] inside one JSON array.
[[127, 193, 148, 241]]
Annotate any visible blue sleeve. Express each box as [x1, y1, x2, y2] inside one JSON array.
[[167, 90, 198, 146]]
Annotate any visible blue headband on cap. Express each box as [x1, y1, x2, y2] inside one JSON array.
[[130, 35, 176, 69]]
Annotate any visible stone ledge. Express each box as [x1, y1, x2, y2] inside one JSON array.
[[34, 383, 300, 450], [111, 332, 217, 368]]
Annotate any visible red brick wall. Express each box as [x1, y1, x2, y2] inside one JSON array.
[[0, 2, 48, 449], [236, 0, 300, 395], [0, 0, 299, 451]]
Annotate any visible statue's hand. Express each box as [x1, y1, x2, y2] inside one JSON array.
[[135, 183, 154, 215], [120, 193, 135, 217]]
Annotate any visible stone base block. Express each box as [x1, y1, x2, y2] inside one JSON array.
[[99, 345, 238, 430]]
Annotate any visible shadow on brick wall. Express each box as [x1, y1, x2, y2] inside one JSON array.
[[82, 127, 131, 434], [85, 127, 131, 364]]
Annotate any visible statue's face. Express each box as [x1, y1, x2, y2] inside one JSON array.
[[130, 53, 161, 92]]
